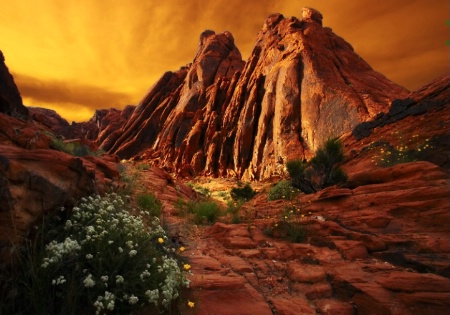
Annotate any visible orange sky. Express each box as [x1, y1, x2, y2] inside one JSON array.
[[0, 0, 448, 122]]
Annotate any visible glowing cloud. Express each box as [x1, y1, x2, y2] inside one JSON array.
[[0, 0, 447, 121]]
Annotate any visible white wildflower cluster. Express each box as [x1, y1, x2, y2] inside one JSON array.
[[158, 255, 191, 308], [38, 193, 190, 313], [145, 289, 159, 304], [41, 237, 81, 268], [52, 275, 66, 285], [83, 274, 96, 288], [140, 270, 151, 281], [128, 294, 139, 305], [115, 275, 124, 284], [93, 291, 116, 314]]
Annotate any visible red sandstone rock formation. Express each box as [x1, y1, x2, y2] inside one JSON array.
[[97, 105, 135, 150], [0, 50, 28, 120], [29, 106, 135, 152], [110, 8, 408, 179], [109, 30, 244, 164], [141, 160, 450, 315], [0, 142, 119, 262], [0, 112, 121, 265], [29, 107, 71, 137]]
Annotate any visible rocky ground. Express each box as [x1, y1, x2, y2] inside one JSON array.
[[134, 161, 449, 315]]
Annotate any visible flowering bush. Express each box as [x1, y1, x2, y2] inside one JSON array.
[[1, 193, 190, 315], [268, 180, 300, 201], [263, 203, 311, 243], [370, 135, 433, 167]]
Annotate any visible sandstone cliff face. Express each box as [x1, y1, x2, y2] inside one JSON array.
[[110, 8, 408, 179], [109, 30, 245, 166], [0, 51, 28, 120], [97, 105, 135, 150]]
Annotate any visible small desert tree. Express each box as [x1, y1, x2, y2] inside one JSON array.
[[286, 138, 347, 194]]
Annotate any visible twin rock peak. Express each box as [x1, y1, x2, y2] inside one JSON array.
[[104, 8, 408, 180]]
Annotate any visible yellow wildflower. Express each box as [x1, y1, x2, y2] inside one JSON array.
[[188, 300, 195, 308], [158, 238, 164, 244], [183, 264, 191, 270], [179, 246, 185, 252]]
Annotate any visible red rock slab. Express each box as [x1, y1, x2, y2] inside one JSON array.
[[188, 255, 223, 272], [248, 225, 270, 246], [236, 249, 263, 259], [351, 282, 410, 315], [332, 240, 369, 260], [0, 113, 51, 149], [291, 282, 333, 300], [396, 292, 450, 315], [375, 271, 450, 293], [269, 296, 316, 315], [193, 284, 273, 315], [189, 273, 246, 291], [287, 262, 326, 283], [213, 254, 253, 274], [217, 235, 256, 249], [316, 187, 353, 201], [210, 222, 256, 249]]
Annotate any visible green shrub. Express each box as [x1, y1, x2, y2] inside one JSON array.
[[268, 180, 299, 201], [287, 138, 347, 194], [136, 193, 162, 217], [191, 201, 221, 224], [230, 183, 256, 201], [51, 138, 102, 157], [0, 194, 190, 315], [187, 183, 211, 198]]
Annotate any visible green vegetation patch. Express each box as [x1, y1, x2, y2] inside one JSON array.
[[268, 180, 300, 201], [286, 138, 347, 194], [230, 183, 256, 202]]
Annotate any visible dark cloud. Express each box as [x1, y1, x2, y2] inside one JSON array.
[[13, 72, 132, 109]]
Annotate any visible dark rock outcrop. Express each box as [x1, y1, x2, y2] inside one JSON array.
[[28, 106, 135, 150], [352, 75, 450, 141], [29, 107, 71, 137], [0, 51, 28, 120], [344, 75, 450, 171], [109, 8, 408, 179], [0, 54, 121, 265], [0, 112, 120, 265], [97, 105, 135, 151], [0, 143, 119, 262]]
